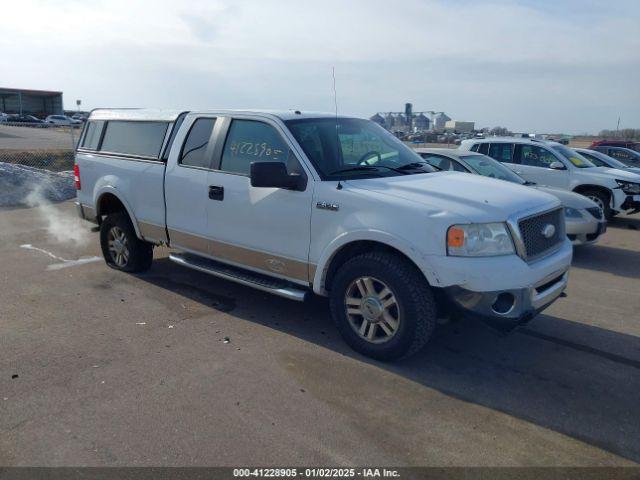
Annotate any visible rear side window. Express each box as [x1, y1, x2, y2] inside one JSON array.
[[180, 118, 216, 168], [81, 120, 105, 150], [475, 143, 489, 155], [220, 120, 289, 175], [487, 143, 514, 163], [100, 121, 169, 158]]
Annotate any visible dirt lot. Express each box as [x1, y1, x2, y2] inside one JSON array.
[[1, 201, 639, 466], [0, 125, 78, 151]]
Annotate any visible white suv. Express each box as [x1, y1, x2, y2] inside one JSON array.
[[460, 138, 640, 218]]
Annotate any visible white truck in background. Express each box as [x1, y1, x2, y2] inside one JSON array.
[[75, 109, 572, 360]]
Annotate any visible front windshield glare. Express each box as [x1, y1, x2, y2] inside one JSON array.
[[461, 155, 526, 184], [285, 118, 435, 179], [552, 145, 595, 168]]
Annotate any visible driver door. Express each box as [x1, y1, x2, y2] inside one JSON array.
[[512, 144, 570, 188], [204, 117, 314, 285]]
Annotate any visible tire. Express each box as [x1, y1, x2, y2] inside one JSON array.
[[100, 212, 153, 273], [582, 189, 612, 220], [329, 251, 436, 361]]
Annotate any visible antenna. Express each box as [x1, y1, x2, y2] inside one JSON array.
[[332, 66, 343, 190]]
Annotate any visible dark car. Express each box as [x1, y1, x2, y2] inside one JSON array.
[[590, 139, 640, 152], [9, 115, 45, 124], [592, 146, 640, 168]]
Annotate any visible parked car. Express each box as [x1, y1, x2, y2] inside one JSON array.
[[574, 148, 640, 175], [415, 148, 606, 246], [75, 109, 572, 360], [459, 137, 640, 219], [0, 112, 10, 123], [45, 114, 81, 125], [591, 146, 640, 168], [590, 139, 640, 152], [72, 113, 88, 122], [8, 114, 45, 124]]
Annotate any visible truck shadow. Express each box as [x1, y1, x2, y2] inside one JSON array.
[[607, 215, 640, 231], [137, 258, 640, 464], [572, 244, 640, 279]]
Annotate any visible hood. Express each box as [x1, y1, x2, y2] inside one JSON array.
[[348, 172, 559, 223], [532, 185, 598, 209], [624, 167, 640, 176], [587, 167, 640, 183]]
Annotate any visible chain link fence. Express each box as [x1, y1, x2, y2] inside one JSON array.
[[0, 123, 80, 171], [0, 123, 80, 206]]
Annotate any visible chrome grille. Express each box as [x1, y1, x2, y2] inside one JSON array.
[[586, 206, 603, 220], [518, 208, 564, 261]]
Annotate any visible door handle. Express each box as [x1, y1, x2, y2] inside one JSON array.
[[209, 185, 224, 201]]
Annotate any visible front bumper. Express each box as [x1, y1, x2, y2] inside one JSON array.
[[442, 268, 569, 329], [621, 194, 640, 213], [566, 215, 606, 246]]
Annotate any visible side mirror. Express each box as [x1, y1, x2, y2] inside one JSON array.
[[549, 161, 566, 170], [250, 162, 305, 191]]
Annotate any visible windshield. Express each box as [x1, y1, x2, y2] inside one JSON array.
[[581, 150, 628, 169], [551, 144, 595, 168], [285, 117, 435, 179], [461, 154, 526, 184]]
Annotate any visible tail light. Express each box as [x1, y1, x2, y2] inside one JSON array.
[[73, 164, 81, 190]]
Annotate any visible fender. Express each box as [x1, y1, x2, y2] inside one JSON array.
[[312, 229, 441, 296], [93, 183, 143, 239]]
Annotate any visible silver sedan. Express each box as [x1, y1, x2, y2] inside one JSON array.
[[415, 148, 606, 246]]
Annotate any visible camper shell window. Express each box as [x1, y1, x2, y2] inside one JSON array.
[[99, 121, 169, 159]]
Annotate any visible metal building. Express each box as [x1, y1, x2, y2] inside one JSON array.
[[0, 87, 64, 117]]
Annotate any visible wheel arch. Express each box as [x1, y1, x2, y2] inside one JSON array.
[[94, 188, 142, 239], [572, 184, 613, 207], [313, 231, 438, 296]]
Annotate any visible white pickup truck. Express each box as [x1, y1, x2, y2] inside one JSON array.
[[75, 109, 572, 360]]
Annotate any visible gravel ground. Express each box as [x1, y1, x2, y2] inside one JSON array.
[[0, 162, 75, 207]]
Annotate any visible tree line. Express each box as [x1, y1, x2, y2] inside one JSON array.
[[598, 129, 640, 140]]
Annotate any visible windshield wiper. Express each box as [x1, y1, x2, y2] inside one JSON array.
[[524, 180, 537, 185], [329, 165, 408, 176]]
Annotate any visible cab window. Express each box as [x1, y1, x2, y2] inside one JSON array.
[[180, 118, 216, 168], [220, 120, 291, 175]]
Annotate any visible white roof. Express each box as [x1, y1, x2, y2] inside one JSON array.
[[413, 148, 478, 158], [89, 108, 346, 122]]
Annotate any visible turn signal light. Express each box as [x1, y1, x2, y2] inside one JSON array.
[[447, 226, 465, 248]]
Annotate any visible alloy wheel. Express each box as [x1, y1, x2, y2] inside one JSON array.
[[344, 276, 401, 344]]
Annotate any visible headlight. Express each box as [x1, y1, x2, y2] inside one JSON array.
[[564, 207, 584, 219], [616, 179, 640, 194], [447, 223, 515, 257]]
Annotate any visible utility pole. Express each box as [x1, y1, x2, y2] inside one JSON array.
[[616, 116, 621, 137]]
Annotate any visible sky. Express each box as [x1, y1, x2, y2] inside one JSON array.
[[2, 0, 639, 134]]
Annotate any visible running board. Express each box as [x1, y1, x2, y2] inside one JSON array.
[[168, 253, 309, 302]]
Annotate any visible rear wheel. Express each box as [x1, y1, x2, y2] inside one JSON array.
[[100, 212, 153, 272], [582, 189, 612, 220], [329, 251, 436, 361]]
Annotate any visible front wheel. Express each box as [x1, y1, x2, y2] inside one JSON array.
[[582, 189, 613, 220], [329, 252, 436, 361], [100, 212, 153, 272]]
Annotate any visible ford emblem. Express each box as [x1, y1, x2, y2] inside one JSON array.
[[542, 224, 556, 239]]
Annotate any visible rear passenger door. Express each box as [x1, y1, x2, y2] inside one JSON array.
[[164, 115, 219, 253], [204, 117, 313, 285]]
